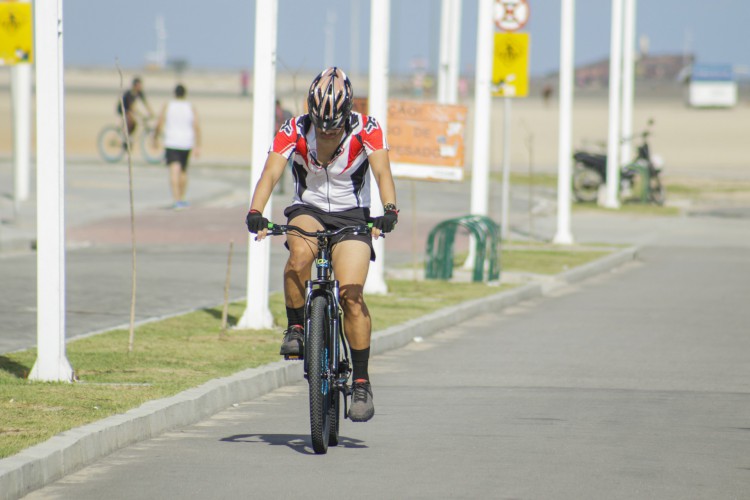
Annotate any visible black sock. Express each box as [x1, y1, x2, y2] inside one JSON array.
[[351, 347, 370, 381], [286, 307, 304, 329]]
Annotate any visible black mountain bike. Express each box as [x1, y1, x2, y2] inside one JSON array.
[[267, 222, 372, 454]]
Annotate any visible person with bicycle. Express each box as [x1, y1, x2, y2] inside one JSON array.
[[118, 77, 154, 136], [245, 67, 398, 422]]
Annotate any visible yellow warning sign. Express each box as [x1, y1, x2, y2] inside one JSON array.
[[492, 32, 529, 97], [0, 2, 33, 65]]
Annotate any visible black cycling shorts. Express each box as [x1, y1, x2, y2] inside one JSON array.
[[283, 204, 375, 261], [165, 148, 191, 171]]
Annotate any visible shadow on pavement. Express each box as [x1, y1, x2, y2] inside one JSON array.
[[220, 433, 367, 455]]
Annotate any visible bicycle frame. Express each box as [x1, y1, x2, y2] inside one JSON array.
[[97, 118, 162, 165], [302, 230, 348, 393], [267, 222, 371, 453]]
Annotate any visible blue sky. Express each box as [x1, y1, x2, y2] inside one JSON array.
[[62, 0, 750, 77]]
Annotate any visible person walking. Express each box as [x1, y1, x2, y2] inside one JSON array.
[[245, 67, 398, 422], [153, 84, 202, 210]]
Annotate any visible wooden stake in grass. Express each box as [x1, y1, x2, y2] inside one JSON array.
[[221, 240, 234, 334], [411, 180, 418, 282], [116, 61, 138, 353]]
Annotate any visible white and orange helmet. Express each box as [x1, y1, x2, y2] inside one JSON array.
[[307, 67, 353, 131]]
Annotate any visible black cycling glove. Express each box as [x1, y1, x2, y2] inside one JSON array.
[[245, 209, 269, 233], [372, 209, 398, 233]]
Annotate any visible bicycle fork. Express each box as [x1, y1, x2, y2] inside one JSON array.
[[303, 281, 353, 418]]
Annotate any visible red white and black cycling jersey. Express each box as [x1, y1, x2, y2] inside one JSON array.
[[270, 112, 388, 213]]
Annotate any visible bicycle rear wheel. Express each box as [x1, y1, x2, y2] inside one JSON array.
[[308, 295, 332, 454], [97, 125, 126, 163], [140, 126, 163, 165], [572, 165, 603, 203], [328, 389, 340, 447], [649, 175, 666, 205]]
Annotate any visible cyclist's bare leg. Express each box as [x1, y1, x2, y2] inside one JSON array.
[[331, 240, 371, 350], [125, 111, 137, 136], [284, 214, 323, 309]]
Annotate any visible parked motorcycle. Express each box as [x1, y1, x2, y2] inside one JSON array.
[[572, 120, 665, 205]]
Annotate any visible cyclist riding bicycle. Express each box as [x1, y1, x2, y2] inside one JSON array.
[[246, 67, 398, 422], [117, 77, 154, 136]]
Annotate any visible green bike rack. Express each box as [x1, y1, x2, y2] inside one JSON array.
[[425, 215, 501, 283], [626, 161, 651, 203]]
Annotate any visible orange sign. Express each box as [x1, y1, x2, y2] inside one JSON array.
[[386, 99, 467, 181]]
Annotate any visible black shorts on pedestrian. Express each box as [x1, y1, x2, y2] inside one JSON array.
[[165, 148, 191, 171], [283, 204, 376, 261]]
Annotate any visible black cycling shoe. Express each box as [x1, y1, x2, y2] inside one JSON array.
[[280, 325, 304, 357], [348, 379, 374, 422]]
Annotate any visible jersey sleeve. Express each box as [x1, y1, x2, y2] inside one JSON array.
[[361, 115, 389, 155], [269, 117, 298, 159]]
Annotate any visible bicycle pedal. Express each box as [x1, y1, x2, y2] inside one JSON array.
[[283, 354, 302, 361]]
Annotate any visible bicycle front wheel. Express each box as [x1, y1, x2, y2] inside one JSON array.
[[140, 126, 163, 165], [308, 295, 332, 454], [97, 125, 126, 163]]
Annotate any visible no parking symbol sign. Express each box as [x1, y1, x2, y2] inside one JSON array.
[[494, 0, 530, 32]]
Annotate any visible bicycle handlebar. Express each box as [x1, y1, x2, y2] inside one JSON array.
[[266, 223, 373, 238]]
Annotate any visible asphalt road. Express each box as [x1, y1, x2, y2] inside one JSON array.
[[22, 235, 750, 499]]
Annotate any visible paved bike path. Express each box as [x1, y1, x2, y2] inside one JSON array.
[[18, 229, 750, 499]]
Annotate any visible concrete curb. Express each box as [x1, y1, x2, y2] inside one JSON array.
[[545, 245, 640, 292], [0, 246, 639, 500]]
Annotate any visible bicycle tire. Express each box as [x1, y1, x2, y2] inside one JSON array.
[[572, 165, 603, 203], [328, 389, 340, 446], [649, 175, 666, 205], [140, 126, 163, 165], [97, 125, 126, 163], [308, 295, 331, 454]]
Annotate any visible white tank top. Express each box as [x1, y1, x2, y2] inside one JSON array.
[[163, 100, 195, 150]]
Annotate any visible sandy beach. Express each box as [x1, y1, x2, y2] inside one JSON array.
[[0, 67, 748, 181]]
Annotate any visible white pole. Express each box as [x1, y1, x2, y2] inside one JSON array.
[[469, 0, 493, 219], [604, 0, 623, 208], [464, 0, 493, 269], [237, 0, 278, 329], [553, 0, 575, 244], [438, 0, 462, 104], [29, 0, 74, 382], [350, 0, 360, 79], [11, 63, 32, 207], [437, 0, 451, 103], [620, 0, 636, 165], [324, 9, 336, 69], [447, 0, 462, 104], [500, 97, 511, 240], [364, 0, 390, 295]]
